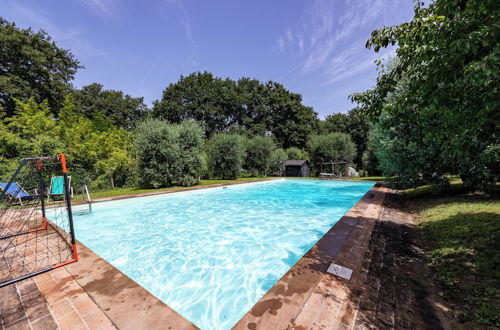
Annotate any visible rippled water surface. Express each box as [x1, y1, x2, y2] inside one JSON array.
[[73, 179, 373, 329]]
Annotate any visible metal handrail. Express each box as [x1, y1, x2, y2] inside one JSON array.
[[83, 184, 92, 213]]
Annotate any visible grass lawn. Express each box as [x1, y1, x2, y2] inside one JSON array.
[[77, 177, 267, 199], [408, 190, 500, 327], [350, 176, 386, 181]]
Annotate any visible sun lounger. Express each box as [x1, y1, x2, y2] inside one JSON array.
[[0, 182, 39, 206], [48, 176, 73, 201]]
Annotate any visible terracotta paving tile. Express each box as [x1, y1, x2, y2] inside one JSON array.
[[315, 297, 344, 328], [25, 301, 51, 322], [43, 290, 66, 306], [3, 317, 30, 330], [339, 301, 357, 327], [1, 305, 26, 327], [64, 285, 87, 303], [48, 298, 75, 320], [17, 280, 38, 296], [35, 272, 53, 284], [293, 305, 319, 328], [81, 310, 116, 330], [306, 290, 327, 311], [34, 278, 56, 294], [30, 314, 58, 330], [57, 311, 86, 330], [0, 285, 21, 311], [20, 290, 45, 310], [73, 295, 98, 316]]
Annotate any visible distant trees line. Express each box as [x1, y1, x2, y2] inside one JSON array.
[[0, 17, 366, 190], [2, 0, 497, 193]]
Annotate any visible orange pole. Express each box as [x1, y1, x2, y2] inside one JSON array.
[[59, 154, 68, 173]]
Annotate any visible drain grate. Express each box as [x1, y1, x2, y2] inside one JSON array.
[[326, 263, 353, 280]]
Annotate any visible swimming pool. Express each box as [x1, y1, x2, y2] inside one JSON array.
[[72, 179, 373, 329]]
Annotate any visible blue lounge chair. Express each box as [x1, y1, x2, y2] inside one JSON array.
[[0, 182, 38, 206]]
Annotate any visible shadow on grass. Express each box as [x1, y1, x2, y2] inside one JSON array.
[[419, 211, 500, 326]]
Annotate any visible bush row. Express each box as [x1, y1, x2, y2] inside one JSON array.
[[134, 119, 357, 187]]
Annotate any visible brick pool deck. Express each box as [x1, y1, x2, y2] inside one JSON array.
[[1, 179, 400, 329]]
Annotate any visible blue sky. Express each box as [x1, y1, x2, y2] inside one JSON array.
[[0, 0, 414, 117]]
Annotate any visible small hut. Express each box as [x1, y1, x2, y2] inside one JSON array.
[[284, 160, 310, 177]]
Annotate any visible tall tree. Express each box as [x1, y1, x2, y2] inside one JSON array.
[[0, 18, 81, 118], [72, 83, 148, 130], [351, 0, 499, 190], [134, 119, 204, 188], [207, 133, 246, 179], [245, 136, 277, 176], [153, 72, 319, 149], [152, 72, 236, 136], [264, 81, 319, 149], [322, 108, 371, 169], [307, 133, 356, 174]]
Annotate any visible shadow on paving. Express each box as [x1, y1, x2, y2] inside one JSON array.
[[348, 191, 450, 329]]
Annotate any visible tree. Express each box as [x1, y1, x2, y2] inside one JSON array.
[[269, 148, 288, 176], [307, 133, 356, 174], [322, 113, 350, 133], [245, 136, 277, 176], [351, 0, 499, 190], [362, 129, 381, 176], [72, 83, 148, 130], [134, 119, 204, 188], [152, 72, 236, 136], [57, 95, 136, 188], [152, 72, 320, 149], [264, 81, 319, 149], [286, 147, 309, 160], [321, 108, 370, 169], [0, 18, 81, 118], [174, 120, 205, 186], [5, 98, 57, 140], [0, 96, 136, 189], [207, 134, 246, 179]]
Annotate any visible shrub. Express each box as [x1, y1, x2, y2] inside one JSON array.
[[269, 148, 288, 176], [245, 136, 277, 176], [175, 120, 205, 186], [207, 134, 245, 179], [307, 133, 356, 174], [134, 119, 204, 188]]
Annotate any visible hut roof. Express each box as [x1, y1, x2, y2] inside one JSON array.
[[284, 160, 308, 166]]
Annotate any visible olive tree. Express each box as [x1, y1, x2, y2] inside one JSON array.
[[207, 134, 246, 179], [307, 133, 356, 174], [245, 136, 277, 176], [134, 119, 204, 187]]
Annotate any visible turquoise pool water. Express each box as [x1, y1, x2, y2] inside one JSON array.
[[72, 179, 373, 329]]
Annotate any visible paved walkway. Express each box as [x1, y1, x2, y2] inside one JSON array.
[[289, 192, 446, 329], [0, 267, 114, 330]]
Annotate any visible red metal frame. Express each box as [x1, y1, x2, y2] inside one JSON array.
[[0, 154, 78, 287]]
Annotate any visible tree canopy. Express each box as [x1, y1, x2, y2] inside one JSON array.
[[0, 18, 81, 118], [307, 133, 356, 174], [321, 108, 370, 169], [152, 72, 319, 149], [134, 119, 205, 188], [351, 0, 499, 189], [72, 83, 148, 130]]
